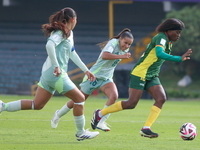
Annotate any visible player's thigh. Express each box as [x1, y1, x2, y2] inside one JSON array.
[[146, 77, 166, 101], [121, 87, 143, 109], [128, 74, 145, 103], [148, 84, 166, 101], [64, 86, 85, 103], [128, 88, 143, 103], [33, 86, 53, 107], [100, 81, 118, 99]]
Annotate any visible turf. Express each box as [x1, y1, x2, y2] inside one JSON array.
[[0, 95, 199, 150]]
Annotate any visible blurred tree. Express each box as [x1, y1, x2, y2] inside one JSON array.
[[164, 4, 200, 78]]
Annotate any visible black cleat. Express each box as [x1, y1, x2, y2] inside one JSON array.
[[91, 109, 101, 130], [140, 128, 159, 138]]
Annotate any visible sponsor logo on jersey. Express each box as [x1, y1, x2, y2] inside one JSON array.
[[160, 38, 166, 46]]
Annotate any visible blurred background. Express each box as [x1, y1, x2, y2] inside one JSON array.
[[0, 0, 199, 99]]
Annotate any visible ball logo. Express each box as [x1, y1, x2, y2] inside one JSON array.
[[179, 123, 197, 140]]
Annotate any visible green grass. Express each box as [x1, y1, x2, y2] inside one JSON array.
[[159, 71, 200, 98], [0, 95, 199, 150]]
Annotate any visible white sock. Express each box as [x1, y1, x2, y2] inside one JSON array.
[[99, 111, 103, 118], [74, 114, 85, 136], [143, 126, 150, 129], [99, 105, 110, 123], [3, 100, 21, 112], [57, 104, 71, 118]]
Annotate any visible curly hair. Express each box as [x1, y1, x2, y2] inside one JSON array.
[[156, 18, 185, 33], [42, 7, 76, 38]]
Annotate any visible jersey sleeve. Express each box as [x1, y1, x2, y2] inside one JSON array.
[[45, 40, 59, 67], [155, 35, 167, 50], [102, 39, 117, 53], [70, 47, 88, 73], [48, 30, 64, 46], [155, 46, 182, 62]]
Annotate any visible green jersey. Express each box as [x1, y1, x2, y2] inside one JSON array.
[[131, 32, 181, 80]]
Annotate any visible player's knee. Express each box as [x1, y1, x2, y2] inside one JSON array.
[[161, 98, 166, 104], [109, 94, 118, 104], [124, 100, 137, 109], [72, 94, 86, 105], [74, 101, 85, 106], [157, 97, 166, 105]]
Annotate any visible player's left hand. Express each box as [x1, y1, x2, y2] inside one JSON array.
[[85, 70, 96, 82], [181, 49, 192, 61]]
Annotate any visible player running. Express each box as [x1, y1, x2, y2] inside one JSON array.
[[0, 7, 99, 141], [91, 18, 192, 138], [51, 28, 133, 131]]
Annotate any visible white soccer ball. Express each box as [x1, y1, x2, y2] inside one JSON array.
[[179, 123, 197, 140]]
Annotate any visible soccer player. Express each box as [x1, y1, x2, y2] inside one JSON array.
[[91, 18, 192, 138], [51, 28, 133, 131], [0, 7, 99, 141]]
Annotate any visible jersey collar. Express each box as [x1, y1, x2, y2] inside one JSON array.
[[165, 31, 173, 45]]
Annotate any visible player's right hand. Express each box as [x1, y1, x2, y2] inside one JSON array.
[[181, 49, 192, 61]]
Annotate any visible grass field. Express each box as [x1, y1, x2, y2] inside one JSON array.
[[0, 95, 199, 150]]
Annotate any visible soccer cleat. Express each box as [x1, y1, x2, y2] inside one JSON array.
[[140, 128, 159, 138], [97, 122, 111, 132], [0, 100, 4, 114], [76, 128, 99, 141], [51, 110, 60, 129], [91, 109, 102, 130]]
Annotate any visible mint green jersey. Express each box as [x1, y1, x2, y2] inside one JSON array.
[[41, 30, 74, 82], [89, 38, 129, 80]]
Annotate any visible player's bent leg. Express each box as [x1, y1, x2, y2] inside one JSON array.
[[98, 82, 118, 132]]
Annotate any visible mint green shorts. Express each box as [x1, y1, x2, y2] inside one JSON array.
[[80, 78, 113, 95], [129, 75, 161, 91], [38, 75, 75, 95]]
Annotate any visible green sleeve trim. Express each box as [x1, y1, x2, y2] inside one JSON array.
[[155, 46, 182, 62], [82, 66, 102, 82]]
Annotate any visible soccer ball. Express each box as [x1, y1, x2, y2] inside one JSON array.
[[179, 123, 197, 140]]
